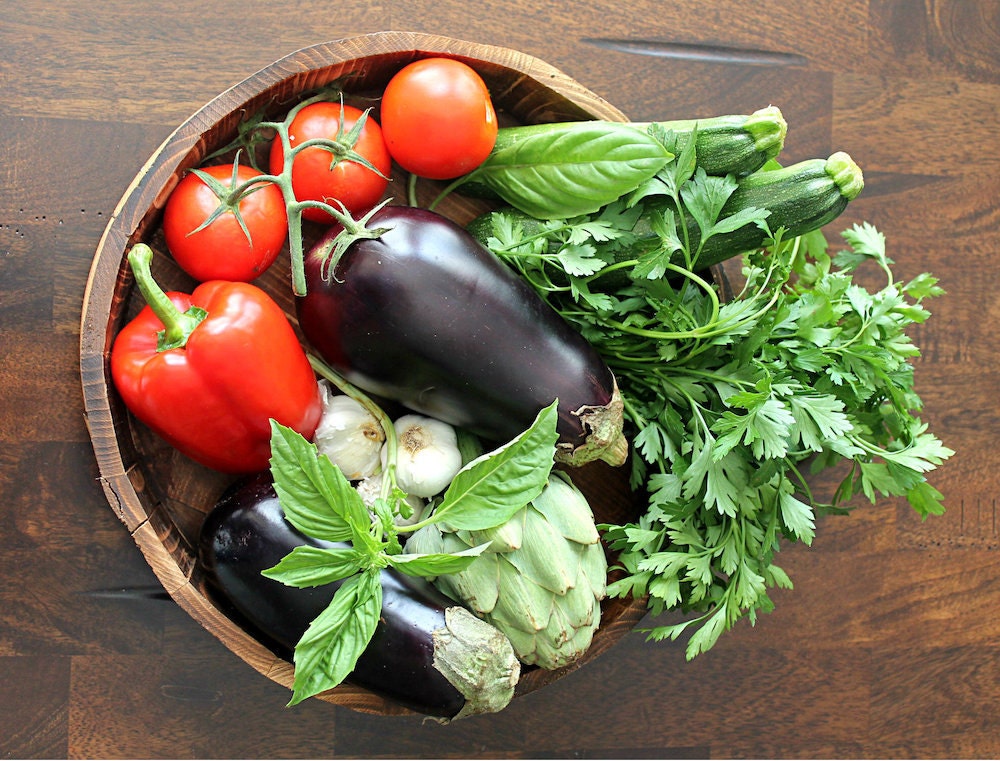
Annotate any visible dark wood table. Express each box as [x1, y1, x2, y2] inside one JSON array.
[[3, 2, 998, 758]]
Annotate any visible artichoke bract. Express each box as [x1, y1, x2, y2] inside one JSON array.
[[407, 471, 608, 670]]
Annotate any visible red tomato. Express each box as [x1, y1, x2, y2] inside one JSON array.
[[269, 102, 391, 224], [163, 164, 288, 282], [380, 58, 498, 180]]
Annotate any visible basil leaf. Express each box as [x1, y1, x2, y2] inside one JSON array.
[[476, 122, 673, 219], [432, 401, 558, 531], [387, 543, 491, 578], [269, 420, 371, 543], [262, 545, 366, 588], [287, 569, 382, 706]]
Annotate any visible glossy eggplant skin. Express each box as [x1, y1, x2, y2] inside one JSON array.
[[198, 472, 467, 718], [296, 206, 624, 464]]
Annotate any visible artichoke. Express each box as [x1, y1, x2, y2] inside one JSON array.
[[407, 470, 607, 670]]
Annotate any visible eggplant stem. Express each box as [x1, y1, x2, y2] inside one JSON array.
[[310, 198, 395, 284]]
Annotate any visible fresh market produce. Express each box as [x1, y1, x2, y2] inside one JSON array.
[[458, 119, 673, 219], [296, 204, 628, 468], [476, 105, 788, 183], [383, 414, 464, 499], [110, 244, 322, 473], [380, 57, 498, 180], [108, 54, 954, 719], [311, 381, 385, 480], [467, 150, 864, 279], [162, 158, 289, 282], [199, 90, 395, 295], [470, 141, 951, 656], [268, 100, 392, 224], [220, 388, 563, 708], [407, 470, 608, 670], [630, 106, 787, 177]]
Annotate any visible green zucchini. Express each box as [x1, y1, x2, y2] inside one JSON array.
[[688, 150, 864, 267], [643, 105, 788, 177], [470, 151, 864, 272]]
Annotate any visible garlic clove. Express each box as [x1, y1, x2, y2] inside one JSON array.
[[313, 384, 385, 481], [383, 414, 463, 498]]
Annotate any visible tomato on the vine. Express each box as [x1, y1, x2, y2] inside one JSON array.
[[269, 102, 391, 224], [379, 57, 498, 181], [163, 163, 288, 283]]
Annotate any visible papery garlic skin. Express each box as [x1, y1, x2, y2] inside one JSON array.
[[313, 385, 384, 480], [355, 475, 427, 527], [384, 414, 463, 498]]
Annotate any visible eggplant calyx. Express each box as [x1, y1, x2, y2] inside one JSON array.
[[556, 378, 629, 468], [429, 606, 521, 722], [314, 199, 395, 283]]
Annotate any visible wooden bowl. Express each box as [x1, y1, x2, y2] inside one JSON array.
[[79, 31, 649, 717]]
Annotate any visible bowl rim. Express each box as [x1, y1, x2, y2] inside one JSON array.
[[79, 30, 648, 716]]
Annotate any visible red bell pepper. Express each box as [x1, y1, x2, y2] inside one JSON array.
[[111, 243, 322, 473]]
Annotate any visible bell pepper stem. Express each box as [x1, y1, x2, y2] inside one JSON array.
[[127, 243, 206, 351]]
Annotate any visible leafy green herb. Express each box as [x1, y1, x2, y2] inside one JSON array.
[[431, 404, 558, 530], [263, 389, 560, 704], [476, 145, 953, 659], [466, 121, 673, 219], [287, 569, 382, 704]]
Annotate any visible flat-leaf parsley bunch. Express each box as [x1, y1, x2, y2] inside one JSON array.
[[476, 140, 953, 658]]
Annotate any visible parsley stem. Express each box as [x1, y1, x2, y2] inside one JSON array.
[[584, 258, 639, 282], [520, 265, 572, 295], [783, 459, 816, 506], [668, 366, 756, 389], [600, 318, 710, 341], [488, 223, 575, 255], [427, 173, 473, 210]]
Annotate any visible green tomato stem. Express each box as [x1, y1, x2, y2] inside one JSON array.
[[239, 90, 390, 297]]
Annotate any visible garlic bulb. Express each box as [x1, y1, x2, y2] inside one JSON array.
[[312, 385, 384, 480], [383, 414, 463, 498]]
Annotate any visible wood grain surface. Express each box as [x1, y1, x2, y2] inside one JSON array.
[[2, 0, 998, 758]]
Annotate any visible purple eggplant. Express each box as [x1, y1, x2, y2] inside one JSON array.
[[198, 473, 520, 720], [296, 205, 627, 467]]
